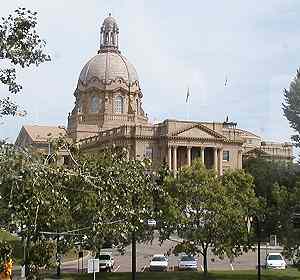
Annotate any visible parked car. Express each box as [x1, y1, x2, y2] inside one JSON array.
[[95, 252, 115, 272], [178, 254, 198, 271], [149, 254, 168, 271], [265, 253, 287, 269]]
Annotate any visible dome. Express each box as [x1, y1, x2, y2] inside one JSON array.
[[78, 51, 139, 88], [103, 15, 118, 29]]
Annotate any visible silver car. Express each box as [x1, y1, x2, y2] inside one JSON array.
[[178, 255, 198, 271]]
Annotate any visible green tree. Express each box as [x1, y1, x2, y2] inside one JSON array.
[[0, 143, 72, 278], [0, 138, 162, 277], [283, 69, 300, 147], [163, 160, 259, 277], [0, 7, 50, 116], [244, 157, 300, 240], [67, 149, 158, 253]]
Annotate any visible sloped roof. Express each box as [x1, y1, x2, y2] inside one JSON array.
[[21, 125, 66, 143]]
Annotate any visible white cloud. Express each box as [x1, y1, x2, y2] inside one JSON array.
[[1, 0, 300, 144]]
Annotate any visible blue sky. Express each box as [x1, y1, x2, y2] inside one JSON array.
[[1, 0, 299, 144]]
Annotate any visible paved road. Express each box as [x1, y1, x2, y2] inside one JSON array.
[[59, 237, 286, 273], [11, 240, 287, 279]]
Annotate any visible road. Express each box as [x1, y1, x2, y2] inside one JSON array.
[[61, 237, 285, 273]]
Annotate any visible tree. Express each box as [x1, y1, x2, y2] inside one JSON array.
[[283, 69, 300, 147], [163, 160, 259, 278], [0, 143, 72, 279], [244, 157, 300, 240], [67, 149, 158, 253], [0, 138, 161, 277], [0, 7, 50, 116]]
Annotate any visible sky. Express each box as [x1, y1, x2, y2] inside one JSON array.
[[1, 0, 300, 145]]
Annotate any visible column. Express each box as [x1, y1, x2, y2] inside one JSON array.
[[214, 147, 218, 171], [187, 146, 191, 167], [237, 150, 242, 169], [168, 146, 172, 171], [201, 147, 205, 164], [173, 146, 177, 174], [218, 148, 223, 176]]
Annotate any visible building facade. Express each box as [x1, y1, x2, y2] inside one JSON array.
[[15, 15, 293, 174]]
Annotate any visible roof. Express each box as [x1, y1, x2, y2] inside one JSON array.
[[233, 128, 261, 139], [78, 52, 138, 89], [22, 125, 66, 142]]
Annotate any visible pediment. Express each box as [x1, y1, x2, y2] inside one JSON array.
[[174, 124, 225, 140]]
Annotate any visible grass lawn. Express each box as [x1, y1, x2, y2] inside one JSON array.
[[44, 269, 300, 280], [0, 229, 18, 241]]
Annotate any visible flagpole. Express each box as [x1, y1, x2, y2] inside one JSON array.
[[186, 87, 190, 121]]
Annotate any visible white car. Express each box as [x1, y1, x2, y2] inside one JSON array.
[[149, 254, 168, 271], [96, 252, 115, 272], [178, 254, 198, 271], [266, 253, 287, 269]]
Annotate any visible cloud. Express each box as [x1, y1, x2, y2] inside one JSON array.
[[1, 0, 300, 144]]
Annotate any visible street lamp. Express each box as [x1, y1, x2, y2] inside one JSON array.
[[245, 215, 262, 280]]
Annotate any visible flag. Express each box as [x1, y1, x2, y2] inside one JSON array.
[[186, 88, 190, 103], [224, 76, 228, 86]]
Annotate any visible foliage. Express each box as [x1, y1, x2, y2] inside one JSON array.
[[0, 142, 72, 277], [0, 140, 161, 277], [244, 157, 300, 265], [0, 240, 13, 268], [26, 240, 55, 279], [0, 7, 50, 116], [66, 148, 157, 253], [244, 157, 300, 240], [283, 69, 300, 147], [162, 159, 259, 277]]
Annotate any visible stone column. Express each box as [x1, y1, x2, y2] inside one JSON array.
[[237, 150, 243, 169], [187, 146, 191, 167], [201, 147, 205, 164], [214, 147, 218, 171], [168, 146, 172, 171], [218, 148, 223, 176], [173, 146, 177, 174]]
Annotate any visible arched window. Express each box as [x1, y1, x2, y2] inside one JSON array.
[[136, 99, 139, 114], [115, 96, 124, 114], [90, 96, 99, 113], [77, 100, 83, 113]]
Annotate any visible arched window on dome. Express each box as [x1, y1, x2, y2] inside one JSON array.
[[115, 96, 124, 114], [136, 99, 139, 114], [77, 99, 83, 113], [90, 96, 100, 113]]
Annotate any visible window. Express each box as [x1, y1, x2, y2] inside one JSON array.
[[77, 103, 83, 113], [90, 96, 100, 112], [136, 99, 139, 114], [145, 147, 153, 159], [223, 151, 230, 161], [115, 96, 124, 114]]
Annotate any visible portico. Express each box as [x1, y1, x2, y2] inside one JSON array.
[[167, 144, 224, 176]]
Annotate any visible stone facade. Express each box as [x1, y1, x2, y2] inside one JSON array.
[[15, 15, 293, 173]]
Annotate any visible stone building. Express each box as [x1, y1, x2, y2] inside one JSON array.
[[15, 15, 293, 174]]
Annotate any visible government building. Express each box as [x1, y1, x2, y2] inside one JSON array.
[[15, 15, 293, 175]]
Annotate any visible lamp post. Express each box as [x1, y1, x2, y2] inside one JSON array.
[[246, 215, 261, 280]]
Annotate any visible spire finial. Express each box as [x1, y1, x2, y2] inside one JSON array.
[[99, 15, 119, 53]]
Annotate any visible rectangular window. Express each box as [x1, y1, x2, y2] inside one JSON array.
[[145, 147, 153, 160], [223, 150, 230, 161]]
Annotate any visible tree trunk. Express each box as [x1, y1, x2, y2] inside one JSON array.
[[25, 237, 30, 278], [203, 247, 208, 279]]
